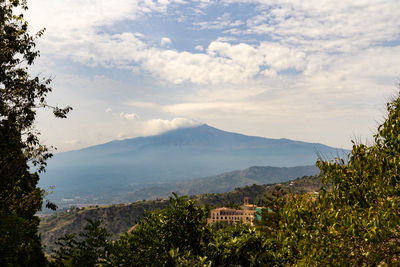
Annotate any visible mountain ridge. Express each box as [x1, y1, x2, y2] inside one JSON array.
[[117, 164, 320, 202], [60, 124, 337, 154], [39, 124, 347, 205]]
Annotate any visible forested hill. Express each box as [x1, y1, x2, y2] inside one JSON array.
[[40, 175, 322, 253]]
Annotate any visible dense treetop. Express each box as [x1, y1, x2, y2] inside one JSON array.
[[1, 1, 70, 265]]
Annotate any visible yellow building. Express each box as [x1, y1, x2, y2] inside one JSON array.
[[207, 197, 263, 225]]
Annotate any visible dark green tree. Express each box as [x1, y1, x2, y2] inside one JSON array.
[[204, 223, 288, 266], [107, 193, 210, 266], [0, 0, 71, 265], [278, 90, 400, 265], [51, 219, 111, 267], [257, 185, 289, 236]]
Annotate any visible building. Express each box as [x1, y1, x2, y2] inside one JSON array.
[[207, 197, 264, 225]]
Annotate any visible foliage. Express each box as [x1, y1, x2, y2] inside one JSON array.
[[0, 0, 70, 265], [51, 194, 291, 266], [51, 219, 111, 267], [204, 223, 289, 266], [40, 200, 170, 254], [256, 185, 289, 237], [40, 177, 323, 255], [0, 124, 46, 266], [277, 91, 400, 265], [106, 193, 210, 266]]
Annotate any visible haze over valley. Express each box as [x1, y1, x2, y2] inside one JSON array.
[[39, 124, 346, 207]]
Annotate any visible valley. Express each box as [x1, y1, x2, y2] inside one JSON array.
[[38, 124, 346, 207], [40, 174, 323, 253]]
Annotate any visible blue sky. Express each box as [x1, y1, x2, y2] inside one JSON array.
[[26, 0, 400, 151]]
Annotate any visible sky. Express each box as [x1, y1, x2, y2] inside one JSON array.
[[24, 0, 400, 152]]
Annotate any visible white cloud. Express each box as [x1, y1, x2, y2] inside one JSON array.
[[258, 42, 306, 72], [104, 108, 200, 140], [163, 101, 265, 116], [111, 117, 202, 141], [141, 118, 201, 136], [26, 0, 400, 87], [25, 1, 313, 85], [194, 13, 243, 30], [195, 45, 204, 51], [64, 139, 82, 145], [105, 108, 113, 113], [139, 41, 306, 84], [142, 45, 257, 84], [229, 0, 400, 53], [36, 31, 283, 84], [195, 0, 213, 9], [120, 112, 140, 120], [27, 0, 185, 34], [25, 0, 185, 68], [160, 37, 172, 47], [194, 85, 267, 102], [117, 132, 127, 139], [126, 101, 161, 109]]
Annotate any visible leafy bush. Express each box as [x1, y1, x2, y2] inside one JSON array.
[[278, 91, 400, 265]]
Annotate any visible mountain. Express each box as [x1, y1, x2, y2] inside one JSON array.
[[39, 124, 346, 204], [116, 165, 320, 202]]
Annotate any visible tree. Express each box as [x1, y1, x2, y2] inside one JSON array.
[[107, 193, 210, 266], [51, 220, 111, 267], [278, 90, 400, 265], [104, 194, 288, 266], [0, 0, 71, 265]]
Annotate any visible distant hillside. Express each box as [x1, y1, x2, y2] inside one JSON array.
[[117, 165, 320, 202], [40, 174, 323, 253], [40, 200, 170, 254], [39, 124, 345, 205]]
